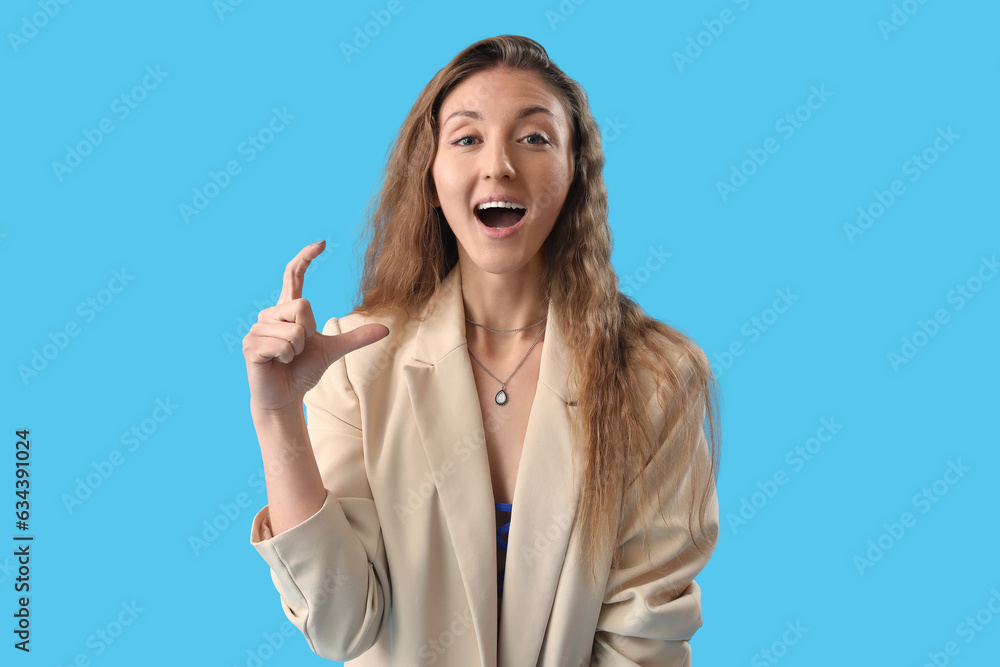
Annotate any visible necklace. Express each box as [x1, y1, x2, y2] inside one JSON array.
[[464, 314, 547, 334], [465, 315, 547, 406]]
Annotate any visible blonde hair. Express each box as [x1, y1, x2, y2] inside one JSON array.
[[352, 35, 720, 585]]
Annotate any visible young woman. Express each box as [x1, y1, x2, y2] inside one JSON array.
[[244, 34, 720, 666]]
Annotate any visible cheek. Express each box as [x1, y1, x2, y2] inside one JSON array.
[[432, 160, 464, 202], [535, 164, 574, 213]]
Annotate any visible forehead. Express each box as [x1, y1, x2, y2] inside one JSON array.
[[439, 68, 568, 121]]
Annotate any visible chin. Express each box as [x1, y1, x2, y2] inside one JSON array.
[[468, 256, 524, 276], [465, 245, 543, 276]]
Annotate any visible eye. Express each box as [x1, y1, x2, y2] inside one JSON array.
[[449, 132, 551, 148], [523, 132, 550, 145]]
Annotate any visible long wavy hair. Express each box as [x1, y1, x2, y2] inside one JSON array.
[[352, 35, 720, 586]]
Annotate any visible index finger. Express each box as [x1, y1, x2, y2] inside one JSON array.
[[278, 240, 326, 305]]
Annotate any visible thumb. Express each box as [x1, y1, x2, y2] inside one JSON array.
[[320, 323, 390, 366]]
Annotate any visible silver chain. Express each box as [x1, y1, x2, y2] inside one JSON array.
[[464, 314, 547, 334], [467, 322, 547, 389]]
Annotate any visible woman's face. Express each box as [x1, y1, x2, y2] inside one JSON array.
[[431, 67, 575, 277]]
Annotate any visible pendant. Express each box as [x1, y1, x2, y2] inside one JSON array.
[[495, 388, 508, 406]]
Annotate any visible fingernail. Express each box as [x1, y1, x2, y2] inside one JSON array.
[[311, 240, 326, 246]]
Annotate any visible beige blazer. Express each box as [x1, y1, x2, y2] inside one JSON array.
[[250, 262, 719, 666]]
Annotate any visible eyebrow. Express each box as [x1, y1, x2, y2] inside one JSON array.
[[443, 105, 556, 126]]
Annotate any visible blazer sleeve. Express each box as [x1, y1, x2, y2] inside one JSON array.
[[591, 355, 720, 666], [249, 315, 391, 662]]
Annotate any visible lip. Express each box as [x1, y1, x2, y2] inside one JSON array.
[[477, 211, 525, 239], [473, 194, 527, 240]]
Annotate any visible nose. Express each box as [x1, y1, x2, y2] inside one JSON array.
[[483, 139, 514, 180]]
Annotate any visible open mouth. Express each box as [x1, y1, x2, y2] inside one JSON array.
[[474, 201, 527, 229]]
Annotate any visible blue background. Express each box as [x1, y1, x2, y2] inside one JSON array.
[[3, 1, 998, 665]]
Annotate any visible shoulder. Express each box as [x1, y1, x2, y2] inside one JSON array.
[[623, 325, 715, 487], [632, 324, 712, 411], [626, 326, 718, 499]]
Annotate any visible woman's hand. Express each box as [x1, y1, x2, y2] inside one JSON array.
[[242, 241, 389, 415]]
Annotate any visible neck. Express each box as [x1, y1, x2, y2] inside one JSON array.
[[459, 252, 548, 352]]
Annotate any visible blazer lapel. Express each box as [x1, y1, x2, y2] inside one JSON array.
[[402, 262, 581, 667], [403, 264, 500, 664], [498, 293, 581, 667]]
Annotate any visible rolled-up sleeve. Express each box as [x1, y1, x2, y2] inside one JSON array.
[[249, 315, 390, 662], [592, 355, 720, 666]]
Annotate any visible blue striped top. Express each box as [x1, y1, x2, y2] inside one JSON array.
[[495, 501, 512, 626]]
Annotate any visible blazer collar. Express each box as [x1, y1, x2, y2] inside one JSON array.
[[402, 262, 583, 666], [407, 262, 575, 405]]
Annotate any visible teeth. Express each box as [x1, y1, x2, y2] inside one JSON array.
[[476, 200, 526, 211]]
